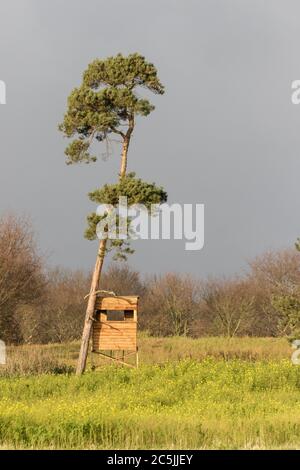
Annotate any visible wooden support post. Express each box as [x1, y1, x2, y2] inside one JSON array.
[[94, 351, 136, 368], [136, 347, 139, 369]]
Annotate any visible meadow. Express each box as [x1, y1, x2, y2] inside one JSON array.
[[1, 336, 300, 450]]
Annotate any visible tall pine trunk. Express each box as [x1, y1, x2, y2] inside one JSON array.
[[120, 135, 130, 177], [76, 238, 106, 375], [76, 131, 132, 375]]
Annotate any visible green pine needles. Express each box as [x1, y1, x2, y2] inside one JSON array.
[[85, 173, 168, 260], [59, 53, 164, 165], [88, 172, 167, 208]]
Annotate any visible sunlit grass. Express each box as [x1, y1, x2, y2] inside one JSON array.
[[0, 337, 297, 449], [1, 356, 300, 449]]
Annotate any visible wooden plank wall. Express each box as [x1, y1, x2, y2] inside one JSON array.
[[93, 321, 137, 351], [95, 296, 138, 311]]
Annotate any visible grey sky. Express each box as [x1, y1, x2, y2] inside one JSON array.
[[0, 0, 299, 278]]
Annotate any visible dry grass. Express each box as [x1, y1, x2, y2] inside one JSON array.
[[0, 335, 291, 376], [138, 335, 291, 363], [2, 343, 76, 376]]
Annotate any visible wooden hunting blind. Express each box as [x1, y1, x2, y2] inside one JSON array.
[[92, 296, 139, 367]]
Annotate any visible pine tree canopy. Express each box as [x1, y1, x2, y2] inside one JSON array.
[[84, 174, 168, 260], [88, 173, 168, 209], [59, 53, 165, 165]]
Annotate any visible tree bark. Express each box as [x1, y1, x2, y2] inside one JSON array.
[[120, 137, 129, 177], [76, 238, 106, 375], [120, 117, 134, 178]]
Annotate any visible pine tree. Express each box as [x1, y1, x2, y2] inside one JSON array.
[[59, 53, 166, 374]]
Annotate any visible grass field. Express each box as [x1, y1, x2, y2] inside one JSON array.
[[1, 336, 300, 449]]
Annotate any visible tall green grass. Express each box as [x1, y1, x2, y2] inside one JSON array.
[[1, 359, 300, 449]]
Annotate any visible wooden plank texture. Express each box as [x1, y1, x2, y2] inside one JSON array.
[[92, 320, 137, 351], [95, 296, 139, 311]]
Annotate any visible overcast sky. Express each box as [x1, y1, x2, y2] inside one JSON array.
[[0, 0, 300, 278]]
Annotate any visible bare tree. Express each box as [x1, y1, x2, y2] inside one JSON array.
[[41, 268, 90, 343], [248, 249, 300, 294], [142, 274, 201, 336], [203, 278, 255, 337], [0, 214, 45, 344], [101, 264, 145, 297], [246, 249, 300, 336]]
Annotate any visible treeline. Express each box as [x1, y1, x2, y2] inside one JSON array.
[[1, 214, 300, 344]]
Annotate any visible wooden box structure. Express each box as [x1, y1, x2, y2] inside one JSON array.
[[92, 296, 139, 367]]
